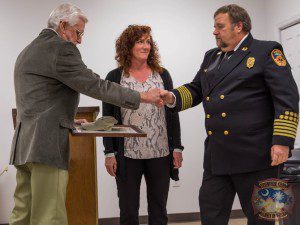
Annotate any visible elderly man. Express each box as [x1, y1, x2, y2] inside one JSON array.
[[9, 3, 161, 225], [161, 4, 299, 225]]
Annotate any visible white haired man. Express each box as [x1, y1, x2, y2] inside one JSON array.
[[9, 3, 161, 225]]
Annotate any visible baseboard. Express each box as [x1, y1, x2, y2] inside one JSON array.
[[98, 209, 245, 225], [0, 209, 245, 225]]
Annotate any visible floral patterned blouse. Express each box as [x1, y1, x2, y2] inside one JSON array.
[[120, 71, 169, 159]]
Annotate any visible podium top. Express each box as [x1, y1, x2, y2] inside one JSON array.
[[72, 125, 146, 137]]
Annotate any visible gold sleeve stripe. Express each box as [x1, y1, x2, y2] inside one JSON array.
[[177, 87, 186, 110], [274, 126, 297, 133], [181, 87, 191, 110], [273, 132, 296, 139], [273, 129, 296, 136], [274, 119, 298, 127], [181, 86, 192, 108], [177, 86, 193, 110], [178, 86, 189, 110], [274, 116, 298, 139], [274, 122, 297, 130]]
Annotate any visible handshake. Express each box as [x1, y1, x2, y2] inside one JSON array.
[[140, 88, 175, 107]]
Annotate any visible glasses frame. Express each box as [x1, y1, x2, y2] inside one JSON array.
[[72, 26, 84, 39]]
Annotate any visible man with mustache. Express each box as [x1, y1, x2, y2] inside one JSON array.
[[161, 4, 299, 225]]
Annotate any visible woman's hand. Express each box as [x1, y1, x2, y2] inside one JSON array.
[[105, 156, 117, 177], [173, 151, 183, 169]]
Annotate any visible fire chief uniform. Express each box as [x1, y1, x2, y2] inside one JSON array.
[[170, 34, 299, 225]]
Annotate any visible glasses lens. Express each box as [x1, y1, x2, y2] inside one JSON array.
[[74, 27, 83, 38]]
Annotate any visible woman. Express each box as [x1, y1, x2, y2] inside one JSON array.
[[102, 25, 184, 225]]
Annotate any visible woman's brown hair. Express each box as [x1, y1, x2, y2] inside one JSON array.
[[115, 25, 163, 75]]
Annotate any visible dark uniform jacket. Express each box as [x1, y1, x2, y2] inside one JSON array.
[[10, 29, 141, 170], [171, 33, 299, 175], [102, 67, 184, 180]]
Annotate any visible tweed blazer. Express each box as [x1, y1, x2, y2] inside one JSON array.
[[10, 29, 140, 170]]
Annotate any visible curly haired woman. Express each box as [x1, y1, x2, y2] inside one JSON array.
[[102, 25, 184, 225]]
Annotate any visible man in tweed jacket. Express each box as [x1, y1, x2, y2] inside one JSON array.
[[9, 3, 161, 225]]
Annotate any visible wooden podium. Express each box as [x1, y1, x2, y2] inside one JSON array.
[[12, 106, 145, 225], [66, 107, 100, 225], [12, 107, 99, 225]]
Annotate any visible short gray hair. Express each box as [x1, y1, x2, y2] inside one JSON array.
[[47, 3, 88, 30]]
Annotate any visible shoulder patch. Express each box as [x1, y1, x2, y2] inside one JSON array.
[[271, 49, 287, 67]]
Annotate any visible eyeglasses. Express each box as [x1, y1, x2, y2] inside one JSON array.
[[72, 26, 84, 39]]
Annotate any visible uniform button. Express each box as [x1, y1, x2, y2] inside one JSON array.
[[208, 131, 213, 135], [206, 114, 211, 119], [220, 95, 225, 100], [289, 117, 294, 121], [284, 116, 289, 120], [290, 112, 294, 116], [224, 130, 229, 135], [279, 115, 284, 119], [285, 111, 289, 115], [206, 96, 210, 101], [221, 112, 227, 118]]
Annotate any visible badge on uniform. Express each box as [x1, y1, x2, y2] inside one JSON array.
[[246, 57, 255, 69], [271, 49, 287, 66]]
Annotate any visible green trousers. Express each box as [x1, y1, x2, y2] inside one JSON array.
[[9, 163, 69, 225]]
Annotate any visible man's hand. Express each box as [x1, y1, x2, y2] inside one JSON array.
[[74, 119, 88, 125], [173, 151, 183, 169], [160, 89, 175, 105], [105, 156, 117, 177], [140, 88, 163, 107], [271, 145, 289, 166]]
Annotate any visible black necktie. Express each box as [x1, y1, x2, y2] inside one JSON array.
[[218, 50, 234, 70]]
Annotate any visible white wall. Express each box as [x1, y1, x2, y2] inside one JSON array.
[[264, 0, 300, 42], [0, 0, 267, 222]]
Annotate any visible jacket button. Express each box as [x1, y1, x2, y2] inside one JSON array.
[[224, 130, 229, 135], [221, 112, 227, 118], [220, 95, 225, 100], [206, 96, 210, 101], [208, 131, 213, 135], [206, 114, 211, 119], [285, 111, 289, 115], [279, 115, 284, 119]]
